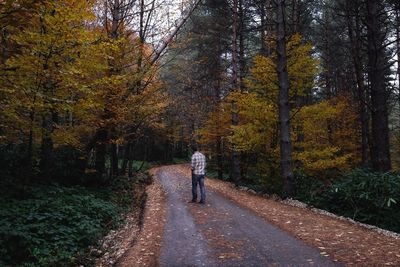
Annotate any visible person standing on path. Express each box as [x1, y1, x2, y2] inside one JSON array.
[[190, 144, 206, 204]]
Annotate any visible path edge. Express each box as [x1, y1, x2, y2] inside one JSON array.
[[115, 167, 167, 267]]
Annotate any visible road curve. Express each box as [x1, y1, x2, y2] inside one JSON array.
[[157, 166, 342, 267]]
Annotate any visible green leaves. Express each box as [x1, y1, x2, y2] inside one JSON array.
[[296, 169, 400, 233], [387, 198, 397, 207], [0, 185, 122, 266]]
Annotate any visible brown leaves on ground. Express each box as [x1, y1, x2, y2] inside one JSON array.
[[174, 165, 400, 266], [188, 203, 245, 261], [96, 178, 148, 266], [116, 168, 166, 267]]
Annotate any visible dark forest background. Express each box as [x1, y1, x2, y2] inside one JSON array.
[[1, 0, 400, 265]]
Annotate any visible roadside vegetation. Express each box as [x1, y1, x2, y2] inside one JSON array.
[[0, 151, 150, 267], [1, 0, 400, 265]]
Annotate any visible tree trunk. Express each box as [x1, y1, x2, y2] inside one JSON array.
[[238, 0, 246, 91], [260, 1, 267, 55], [111, 143, 118, 178], [40, 111, 57, 180], [0, 29, 9, 64], [96, 0, 121, 179], [128, 144, 134, 178], [231, 0, 241, 185], [212, 50, 224, 180], [345, 1, 369, 166], [216, 137, 223, 180], [25, 107, 36, 182], [323, 14, 333, 98], [151, 0, 202, 64], [120, 143, 131, 175], [396, 9, 400, 126], [95, 128, 107, 178], [290, 0, 299, 34], [265, 0, 273, 56], [366, 0, 391, 172], [276, 0, 294, 196]]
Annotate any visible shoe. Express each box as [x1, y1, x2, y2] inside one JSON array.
[[188, 200, 196, 203], [199, 200, 205, 204]]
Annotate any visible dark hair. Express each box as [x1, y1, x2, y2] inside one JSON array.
[[191, 143, 199, 151]]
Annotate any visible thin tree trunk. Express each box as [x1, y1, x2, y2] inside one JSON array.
[[120, 143, 131, 175], [96, 0, 121, 179], [238, 0, 246, 91], [260, 1, 267, 55], [345, 1, 369, 166], [0, 29, 9, 63], [213, 50, 224, 180], [40, 111, 57, 180], [111, 143, 118, 178], [151, 0, 202, 64], [276, 0, 294, 196], [291, 0, 299, 34], [366, 0, 391, 172], [26, 107, 36, 182], [323, 15, 333, 98], [396, 9, 400, 125], [231, 0, 241, 185], [216, 137, 223, 180], [95, 130, 107, 178], [265, 0, 273, 56], [128, 144, 134, 178]]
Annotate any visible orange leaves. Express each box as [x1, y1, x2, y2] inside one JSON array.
[[198, 104, 231, 154]]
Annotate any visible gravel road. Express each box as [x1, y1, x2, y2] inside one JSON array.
[[157, 166, 342, 267]]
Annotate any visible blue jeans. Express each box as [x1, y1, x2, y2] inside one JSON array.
[[192, 173, 206, 202]]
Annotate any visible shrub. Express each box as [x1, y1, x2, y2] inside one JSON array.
[[293, 170, 330, 204], [0, 184, 124, 266], [293, 169, 400, 233], [327, 169, 400, 232]]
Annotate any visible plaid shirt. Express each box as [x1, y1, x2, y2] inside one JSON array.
[[191, 151, 206, 175]]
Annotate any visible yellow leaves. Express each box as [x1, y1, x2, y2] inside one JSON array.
[[200, 31, 358, 178], [230, 124, 263, 151], [296, 147, 352, 174], [0, 0, 169, 153], [200, 33, 318, 160], [237, 33, 358, 177], [287, 35, 319, 96], [294, 95, 360, 176], [246, 34, 318, 103], [197, 104, 231, 155], [227, 92, 277, 151], [52, 126, 84, 150], [246, 55, 277, 101]]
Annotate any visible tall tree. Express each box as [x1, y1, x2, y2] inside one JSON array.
[[366, 0, 391, 171], [0, 0, 100, 180], [275, 0, 294, 196], [343, 0, 369, 166], [231, 0, 242, 184]]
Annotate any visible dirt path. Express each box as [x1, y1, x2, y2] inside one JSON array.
[[158, 166, 340, 267], [115, 165, 400, 267]]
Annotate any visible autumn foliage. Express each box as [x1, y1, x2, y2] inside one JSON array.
[[0, 0, 167, 181], [199, 34, 360, 188]]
